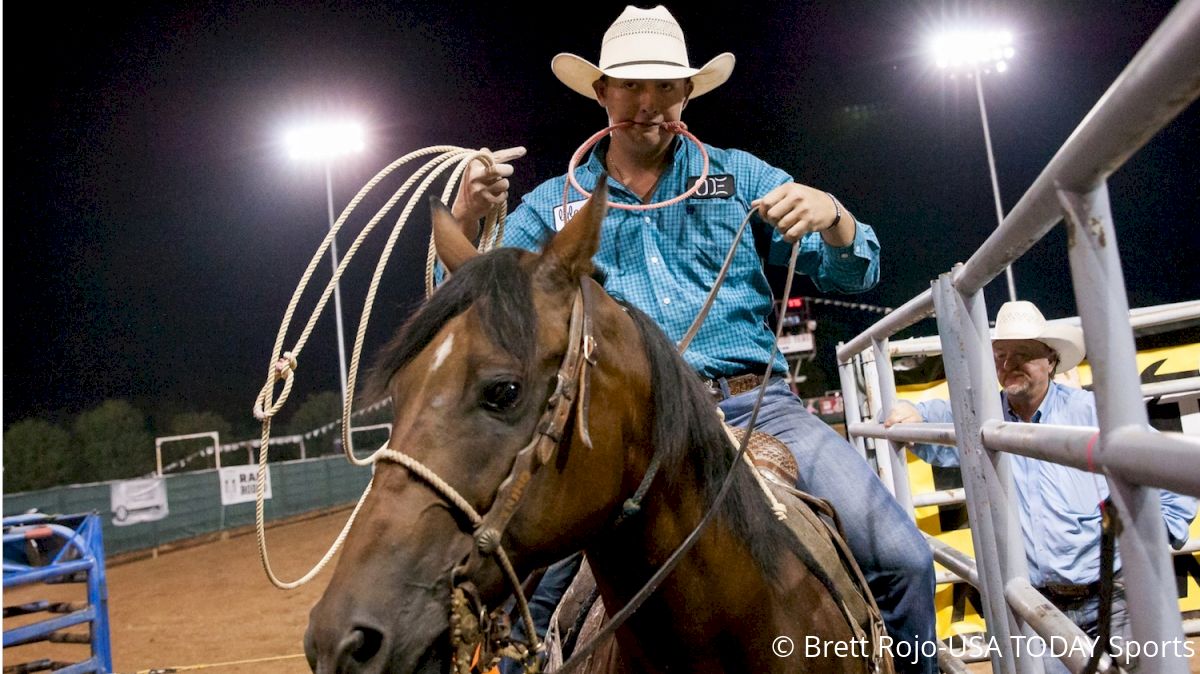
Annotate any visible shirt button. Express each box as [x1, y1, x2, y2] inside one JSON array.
[[840, 253, 850, 259], [651, 256, 659, 264], [643, 216, 652, 224], [662, 297, 671, 305]]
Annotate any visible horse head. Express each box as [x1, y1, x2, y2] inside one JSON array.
[[304, 180, 656, 673]]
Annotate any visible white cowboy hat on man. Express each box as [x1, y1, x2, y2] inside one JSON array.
[[551, 5, 735, 100], [993, 300, 1086, 374]]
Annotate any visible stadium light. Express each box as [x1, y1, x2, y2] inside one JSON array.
[[284, 120, 366, 450], [931, 28, 1019, 301], [284, 122, 365, 161]]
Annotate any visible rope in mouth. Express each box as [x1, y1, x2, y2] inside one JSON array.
[[563, 120, 710, 212]]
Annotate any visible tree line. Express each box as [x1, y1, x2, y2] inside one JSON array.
[[2, 391, 378, 494]]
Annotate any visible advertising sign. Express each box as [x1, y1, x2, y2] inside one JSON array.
[[110, 478, 169, 526], [219, 465, 271, 505]]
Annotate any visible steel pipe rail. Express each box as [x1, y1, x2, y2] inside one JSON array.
[[885, 299, 1200, 359], [926, 535, 979, 588], [982, 421, 1200, 498], [938, 641, 972, 674], [935, 571, 964, 586], [1004, 578, 1117, 674], [914, 489, 966, 509], [836, 289, 933, 364], [951, 0, 1200, 298], [848, 422, 957, 447], [2, 607, 97, 648]]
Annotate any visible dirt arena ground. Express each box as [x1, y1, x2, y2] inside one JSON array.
[[4, 510, 347, 673], [4, 508, 1198, 673]]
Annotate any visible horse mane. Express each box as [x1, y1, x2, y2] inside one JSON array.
[[364, 248, 537, 402], [621, 304, 797, 579]]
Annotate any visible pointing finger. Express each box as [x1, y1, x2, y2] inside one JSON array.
[[491, 146, 527, 163]]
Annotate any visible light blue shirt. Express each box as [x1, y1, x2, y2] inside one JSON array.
[[498, 137, 880, 379], [911, 382, 1197, 587]]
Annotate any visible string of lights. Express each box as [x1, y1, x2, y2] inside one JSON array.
[[797, 297, 895, 315]]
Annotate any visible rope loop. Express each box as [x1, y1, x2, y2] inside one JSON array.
[[564, 120, 709, 211]]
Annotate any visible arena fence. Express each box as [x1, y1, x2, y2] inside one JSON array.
[[2, 456, 372, 557], [836, 2, 1200, 673]]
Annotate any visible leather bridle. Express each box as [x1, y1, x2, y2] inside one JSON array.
[[373, 277, 602, 673]]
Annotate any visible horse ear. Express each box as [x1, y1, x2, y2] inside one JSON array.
[[430, 196, 479, 273], [539, 177, 608, 282]]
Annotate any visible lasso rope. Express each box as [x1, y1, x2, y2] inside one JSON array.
[[120, 653, 306, 673], [251, 146, 517, 589], [563, 120, 709, 211]]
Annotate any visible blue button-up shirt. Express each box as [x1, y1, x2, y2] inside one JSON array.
[[499, 138, 880, 379], [911, 382, 1197, 587]]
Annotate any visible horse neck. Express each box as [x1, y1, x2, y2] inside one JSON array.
[[585, 451, 768, 631]]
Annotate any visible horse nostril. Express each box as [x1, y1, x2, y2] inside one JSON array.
[[344, 625, 384, 665]]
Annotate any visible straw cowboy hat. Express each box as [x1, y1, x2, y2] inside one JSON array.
[[551, 5, 735, 100], [993, 301, 1086, 373]]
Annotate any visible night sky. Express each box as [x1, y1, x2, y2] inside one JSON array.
[[4, 1, 1198, 435]]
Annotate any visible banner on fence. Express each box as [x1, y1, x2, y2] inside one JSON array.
[[110, 478, 169, 526], [219, 465, 271, 505]]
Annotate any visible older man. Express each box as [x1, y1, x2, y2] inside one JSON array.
[[886, 300, 1196, 672]]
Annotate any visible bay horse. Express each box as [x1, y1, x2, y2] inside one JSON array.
[[304, 181, 890, 673]]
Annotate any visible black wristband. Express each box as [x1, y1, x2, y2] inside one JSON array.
[[824, 191, 842, 231]]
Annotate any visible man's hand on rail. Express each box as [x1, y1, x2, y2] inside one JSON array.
[[883, 400, 923, 428], [452, 146, 527, 236]]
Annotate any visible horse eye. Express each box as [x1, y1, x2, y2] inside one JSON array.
[[481, 381, 522, 412]]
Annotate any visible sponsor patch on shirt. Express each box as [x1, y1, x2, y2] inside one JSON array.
[[553, 198, 589, 231], [685, 174, 736, 199]]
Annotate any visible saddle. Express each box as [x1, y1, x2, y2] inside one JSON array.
[[544, 427, 893, 674]]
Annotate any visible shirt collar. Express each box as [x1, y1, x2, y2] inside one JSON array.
[[1002, 381, 1062, 423]]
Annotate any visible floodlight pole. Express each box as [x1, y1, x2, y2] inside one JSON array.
[[324, 161, 352, 452], [973, 71, 1018, 302]]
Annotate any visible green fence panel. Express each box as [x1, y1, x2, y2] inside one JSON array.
[[2, 457, 374, 556]]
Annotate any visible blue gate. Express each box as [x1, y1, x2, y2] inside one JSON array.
[[3, 512, 113, 674]]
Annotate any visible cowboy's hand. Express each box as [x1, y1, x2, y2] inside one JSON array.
[[751, 182, 837, 243], [883, 400, 923, 428], [451, 146, 527, 229]]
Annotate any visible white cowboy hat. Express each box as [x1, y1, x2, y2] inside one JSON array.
[[551, 5, 735, 101], [993, 301, 1086, 374]]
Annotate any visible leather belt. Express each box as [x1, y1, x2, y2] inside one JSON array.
[[1037, 579, 1102, 604], [702, 372, 767, 398]]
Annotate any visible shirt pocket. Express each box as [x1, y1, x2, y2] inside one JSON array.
[[1042, 464, 1107, 517], [685, 200, 759, 278]]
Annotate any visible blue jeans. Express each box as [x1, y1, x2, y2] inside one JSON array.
[[719, 377, 938, 674], [501, 553, 583, 674], [1039, 581, 1130, 674]]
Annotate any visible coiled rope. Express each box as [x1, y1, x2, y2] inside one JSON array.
[[251, 145, 520, 589]]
